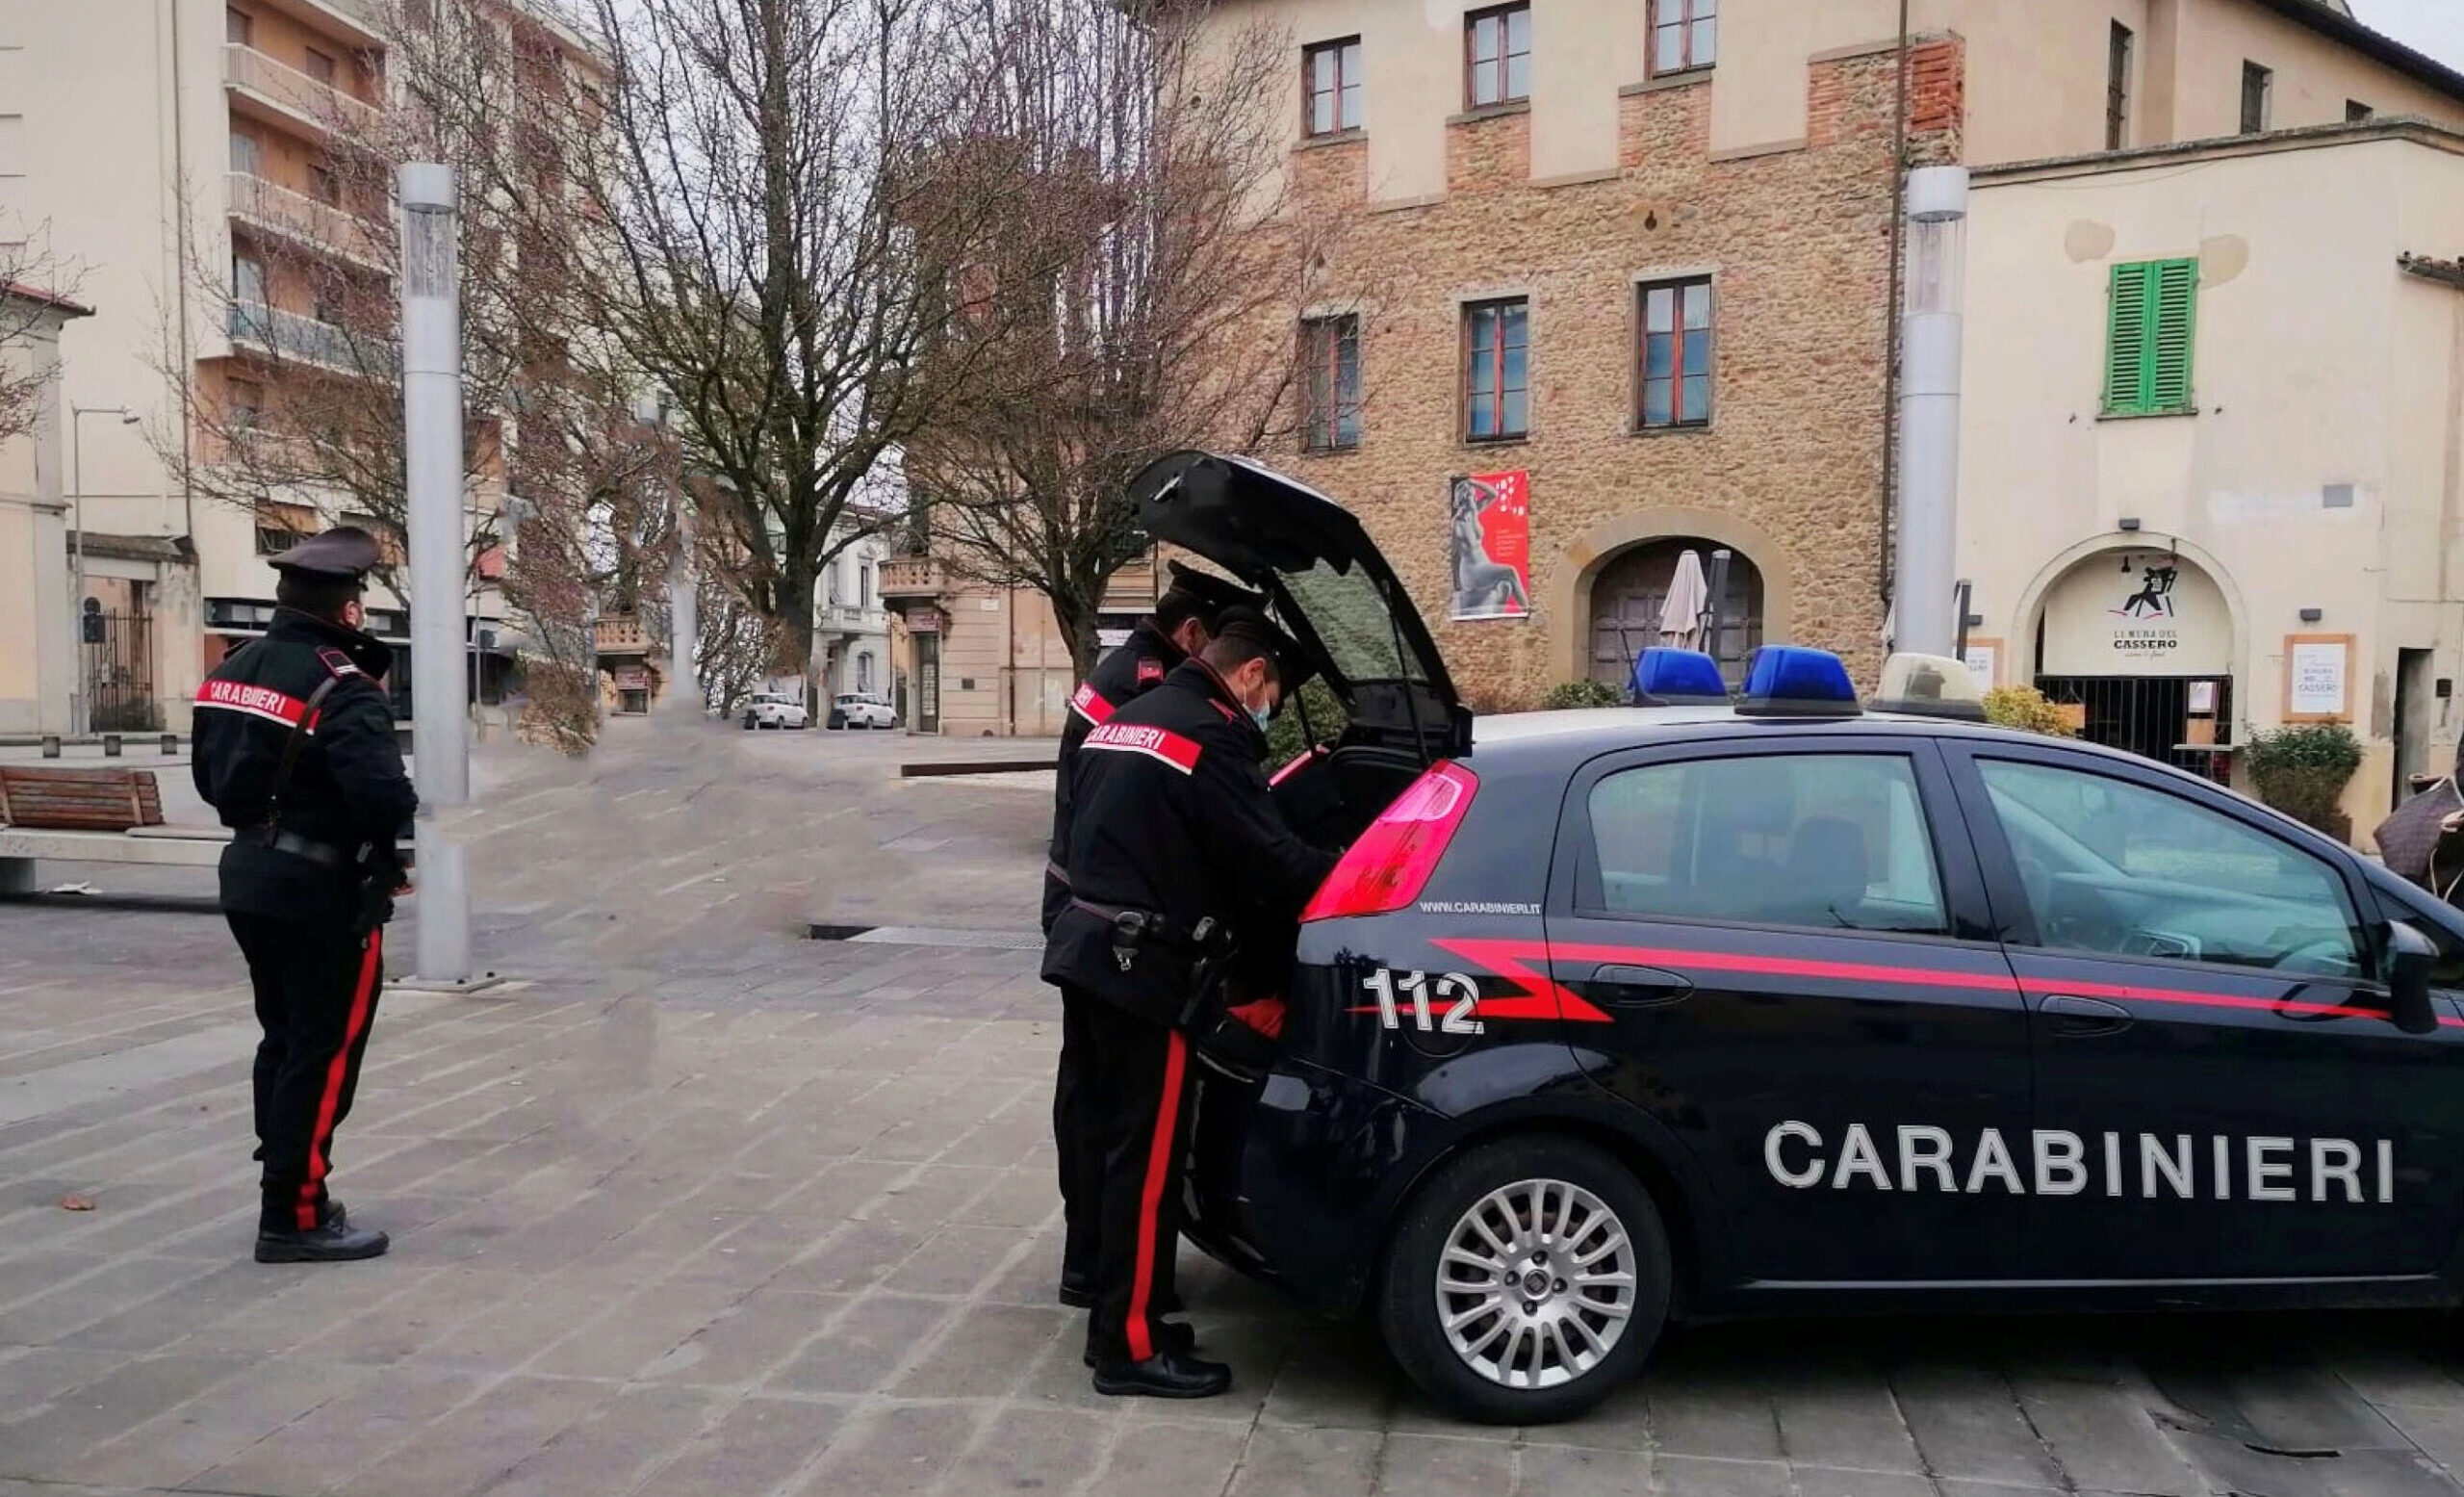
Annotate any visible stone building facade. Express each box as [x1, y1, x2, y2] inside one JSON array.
[[1201, 0, 2464, 709]]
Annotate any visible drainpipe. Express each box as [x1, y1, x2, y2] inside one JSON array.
[[165, 0, 194, 544], [1880, 0, 1910, 607]]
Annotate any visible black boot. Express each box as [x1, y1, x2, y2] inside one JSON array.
[[256, 1216, 389, 1263], [1091, 1350, 1232, 1399], [1084, 1320, 1195, 1367]]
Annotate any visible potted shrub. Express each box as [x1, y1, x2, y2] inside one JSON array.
[[1542, 680, 1624, 710], [2245, 722, 2363, 841], [1980, 684, 2075, 737]]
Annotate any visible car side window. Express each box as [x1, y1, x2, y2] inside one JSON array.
[[1585, 753, 1947, 934], [1976, 759, 2362, 976]]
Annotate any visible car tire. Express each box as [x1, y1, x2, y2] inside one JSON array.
[[1376, 1136, 1671, 1426]]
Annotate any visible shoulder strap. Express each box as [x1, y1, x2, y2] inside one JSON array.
[[265, 674, 346, 834]]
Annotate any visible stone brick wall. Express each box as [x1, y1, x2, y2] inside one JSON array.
[[1228, 39, 1965, 709]]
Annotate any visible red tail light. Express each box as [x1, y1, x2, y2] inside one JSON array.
[[1301, 761, 1478, 922]]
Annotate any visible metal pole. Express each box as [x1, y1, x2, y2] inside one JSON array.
[[667, 492, 699, 710], [400, 163, 470, 983], [1892, 165, 1969, 659], [69, 412, 85, 738]]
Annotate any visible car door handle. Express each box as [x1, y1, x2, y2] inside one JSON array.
[[2040, 993, 2133, 1037], [1580, 965, 1694, 1010]]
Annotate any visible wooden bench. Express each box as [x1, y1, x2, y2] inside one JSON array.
[[0, 766, 167, 832]]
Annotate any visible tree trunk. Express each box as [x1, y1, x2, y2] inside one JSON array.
[[777, 558, 818, 690], [1053, 583, 1105, 682]]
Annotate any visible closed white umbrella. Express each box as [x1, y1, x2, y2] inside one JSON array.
[[1659, 549, 1709, 649]]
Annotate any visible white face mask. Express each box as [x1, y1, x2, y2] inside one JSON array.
[[1244, 670, 1276, 731]]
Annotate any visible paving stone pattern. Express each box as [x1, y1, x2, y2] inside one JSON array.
[[6, 720, 2464, 1495]]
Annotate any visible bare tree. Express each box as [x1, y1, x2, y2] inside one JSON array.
[[0, 231, 86, 446], [569, 0, 1021, 693], [902, 0, 1361, 678]]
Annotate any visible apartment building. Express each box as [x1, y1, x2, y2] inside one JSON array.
[[1200, 0, 2464, 711], [880, 555, 1164, 736], [2, 0, 592, 732], [0, 283, 90, 736]]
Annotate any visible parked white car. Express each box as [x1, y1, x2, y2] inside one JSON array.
[[742, 693, 810, 730], [831, 692, 898, 730]]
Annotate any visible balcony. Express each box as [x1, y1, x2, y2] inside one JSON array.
[[594, 614, 653, 657], [254, 0, 387, 49], [877, 556, 951, 601], [228, 171, 387, 270], [817, 601, 889, 636], [224, 43, 382, 142], [226, 301, 398, 375]]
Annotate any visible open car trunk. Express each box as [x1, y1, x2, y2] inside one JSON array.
[[1132, 452, 1469, 848]]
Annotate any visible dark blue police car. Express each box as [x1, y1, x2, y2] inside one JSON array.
[[1138, 452, 2464, 1426]]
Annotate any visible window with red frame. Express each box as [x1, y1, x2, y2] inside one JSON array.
[[1464, 297, 1527, 442], [1305, 39, 1363, 136], [1650, 0, 1716, 76], [1300, 315, 1361, 452], [1464, 4, 1529, 108], [1637, 276, 1712, 429]]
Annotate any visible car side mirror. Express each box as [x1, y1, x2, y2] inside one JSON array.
[[1450, 703, 1476, 759], [2383, 919, 2441, 1036]]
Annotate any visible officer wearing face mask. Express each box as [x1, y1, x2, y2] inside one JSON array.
[[1041, 606, 1338, 1399]]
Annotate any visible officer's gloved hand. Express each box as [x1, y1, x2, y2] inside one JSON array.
[[1226, 996, 1286, 1041], [1190, 1001, 1279, 1082]]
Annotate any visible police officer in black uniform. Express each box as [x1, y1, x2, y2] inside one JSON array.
[[1043, 607, 1338, 1397], [1045, 560, 1261, 1310], [192, 527, 417, 1264]]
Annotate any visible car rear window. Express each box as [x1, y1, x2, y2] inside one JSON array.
[[1280, 557, 1430, 685], [1584, 753, 1947, 934]]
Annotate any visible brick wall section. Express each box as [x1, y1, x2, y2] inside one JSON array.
[[1233, 39, 1965, 707], [1448, 108, 1532, 195]]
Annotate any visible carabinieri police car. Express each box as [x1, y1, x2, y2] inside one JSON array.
[[1136, 451, 2464, 1427]]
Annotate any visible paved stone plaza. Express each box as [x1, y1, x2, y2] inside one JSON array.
[[9, 720, 2464, 1496]]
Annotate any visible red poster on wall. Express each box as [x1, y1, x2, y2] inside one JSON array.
[[1448, 471, 1531, 621]]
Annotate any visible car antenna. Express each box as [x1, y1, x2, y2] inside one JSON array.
[[1385, 579, 1432, 766]]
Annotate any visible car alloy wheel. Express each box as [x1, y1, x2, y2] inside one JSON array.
[[1378, 1136, 1669, 1424], [1435, 1177, 1636, 1390]]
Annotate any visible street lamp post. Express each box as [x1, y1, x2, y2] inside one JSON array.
[[1891, 166, 1970, 660], [68, 405, 141, 736], [400, 162, 472, 984]]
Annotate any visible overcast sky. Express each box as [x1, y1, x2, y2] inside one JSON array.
[[2351, 0, 2464, 70]]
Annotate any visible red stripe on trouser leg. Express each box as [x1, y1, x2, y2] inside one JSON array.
[[1124, 1030, 1189, 1362], [297, 930, 383, 1231]]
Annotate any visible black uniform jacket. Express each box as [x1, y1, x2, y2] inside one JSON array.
[[1041, 658, 1340, 1024], [192, 608, 419, 921], [1041, 618, 1187, 932]]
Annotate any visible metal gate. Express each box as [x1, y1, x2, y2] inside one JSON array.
[[81, 610, 162, 733], [2035, 674, 2232, 785]]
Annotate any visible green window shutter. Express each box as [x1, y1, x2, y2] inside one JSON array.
[[2146, 257, 2198, 412], [2104, 263, 2150, 413], [2103, 258, 2198, 416]]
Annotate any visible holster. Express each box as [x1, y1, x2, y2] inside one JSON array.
[[1173, 920, 1277, 1082], [350, 846, 402, 938]]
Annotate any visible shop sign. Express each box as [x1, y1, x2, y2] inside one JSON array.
[[2040, 552, 2229, 677]]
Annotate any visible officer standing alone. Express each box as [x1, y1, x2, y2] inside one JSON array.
[[1043, 607, 1337, 1397], [1043, 561, 1260, 1310], [192, 527, 417, 1263]]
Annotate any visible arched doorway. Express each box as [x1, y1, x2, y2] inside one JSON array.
[[2031, 547, 2235, 781], [1587, 538, 1764, 688]]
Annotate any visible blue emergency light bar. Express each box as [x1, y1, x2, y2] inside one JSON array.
[[1631, 648, 1730, 706], [1736, 646, 1862, 717]]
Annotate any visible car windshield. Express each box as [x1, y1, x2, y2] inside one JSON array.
[[1280, 555, 1427, 685]]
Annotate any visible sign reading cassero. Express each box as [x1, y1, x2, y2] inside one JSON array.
[[1764, 1122, 2396, 1202]]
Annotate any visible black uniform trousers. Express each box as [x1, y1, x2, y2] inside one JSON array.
[[1053, 968, 1100, 1290], [227, 913, 385, 1232], [1064, 982, 1196, 1364]]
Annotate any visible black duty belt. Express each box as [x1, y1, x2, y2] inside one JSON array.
[[235, 826, 353, 870]]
